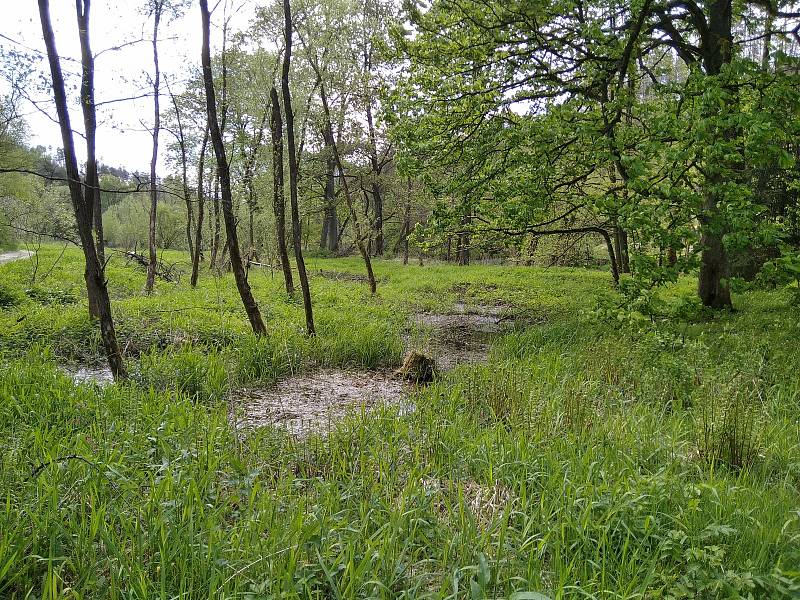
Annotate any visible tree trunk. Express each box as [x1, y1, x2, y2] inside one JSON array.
[[167, 84, 194, 264], [457, 211, 470, 266], [614, 225, 630, 273], [242, 105, 268, 259], [145, 4, 162, 294], [39, 0, 126, 380], [697, 0, 734, 309], [200, 0, 267, 336], [402, 178, 412, 265], [281, 0, 315, 334], [269, 87, 295, 296], [211, 173, 220, 268], [320, 138, 339, 252], [76, 1, 104, 280], [317, 78, 377, 294], [362, 40, 384, 257], [191, 125, 209, 287]]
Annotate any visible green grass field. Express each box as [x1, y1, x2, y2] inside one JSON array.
[[1, 245, 798, 598]]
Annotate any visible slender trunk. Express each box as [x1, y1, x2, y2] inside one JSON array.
[[600, 228, 620, 285], [200, 0, 266, 335], [211, 173, 220, 267], [168, 84, 194, 263], [318, 80, 377, 294], [371, 181, 383, 256], [363, 40, 384, 257], [281, 0, 314, 334], [402, 178, 412, 265], [39, 0, 125, 380], [458, 211, 470, 266], [761, 12, 773, 70], [614, 225, 630, 273], [243, 105, 268, 259], [320, 212, 329, 250], [145, 4, 162, 294], [320, 137, 338, 252], [190, 124, 209, 287], [76, 1, 104, 277], [269, 87, 294, 296]]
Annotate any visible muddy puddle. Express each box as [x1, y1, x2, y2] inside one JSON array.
[[235, 369, 413, 436], [410, 303, 519, 370], [60, 365, 115, 387]]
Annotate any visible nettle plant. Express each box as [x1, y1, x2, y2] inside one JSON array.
[[758, 249, 800, 303]]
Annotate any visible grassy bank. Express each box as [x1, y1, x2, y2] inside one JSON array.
[[1, 245, 798, 598]]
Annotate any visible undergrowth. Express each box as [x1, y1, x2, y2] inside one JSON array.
[[0, 246, 798, 598]]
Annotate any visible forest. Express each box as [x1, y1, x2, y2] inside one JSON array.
[[0, 0, 799, 597]]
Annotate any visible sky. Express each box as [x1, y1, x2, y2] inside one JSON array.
[[2, 0, 255, 174]]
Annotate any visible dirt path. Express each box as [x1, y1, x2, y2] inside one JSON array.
[[0, 250, 33, 264]]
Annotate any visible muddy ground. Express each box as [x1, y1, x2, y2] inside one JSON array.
[[235, 369, 412, 436], [409, 303, 521, 370], [236, 302, 529, 435]]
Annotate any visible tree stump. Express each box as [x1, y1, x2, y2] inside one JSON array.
[[394, 351, 437, 383]]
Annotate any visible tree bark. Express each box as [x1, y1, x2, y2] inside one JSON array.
[[145, 2, 162, 294], [200, 0, 266, 335], [614, 225, 630, 273], [242, 105, 268, 258], [269, 86, 294, 296], [281, 0, 315, 334], [76, 0, 104, 282], [39, 0, 126, 380], [190, 124, 209, 288], [211, 172, 220, 267], [696, 0, 734, 309], [365, 104, 384, 256], [320, 136, 339, 252]]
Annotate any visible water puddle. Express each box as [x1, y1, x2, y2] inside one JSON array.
[[234, 369, 413, 436], [60, 365, 114, 387], [410, 304, 518, 370]]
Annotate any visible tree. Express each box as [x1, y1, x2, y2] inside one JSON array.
[[270, 86, 295, 295], [191, 123, 209, 287], [393, 0, 799, 307], [281, 0, 315, 334], [200, 0, 267, 336], [37, 0, 126, 380], [76, 0, 105, 276]]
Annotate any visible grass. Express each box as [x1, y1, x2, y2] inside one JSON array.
[[0, 245, 798, 599]]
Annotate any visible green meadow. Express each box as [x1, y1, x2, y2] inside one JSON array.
[[1, 246, 798, 598]]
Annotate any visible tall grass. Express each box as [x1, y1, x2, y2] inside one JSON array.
[[0, 246, 798, 598]]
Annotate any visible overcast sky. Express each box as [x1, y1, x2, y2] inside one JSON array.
[[2, 0, 254, 174]]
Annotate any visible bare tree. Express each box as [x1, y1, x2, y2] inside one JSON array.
[[38, 0, 126, 380], [190, 123, 209, 287], [165, 79, 194, 264], [76, 0, 104, 285], [145, 0, 164, 293], [269, 86, 294, 296], [200, 0, 266, 335], [280, 0, 315, 334]]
